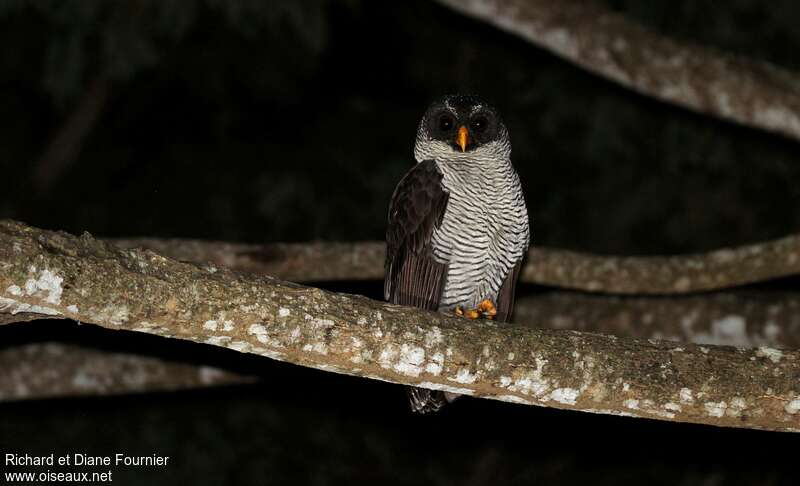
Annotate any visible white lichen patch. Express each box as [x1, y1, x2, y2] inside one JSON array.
[[357, 317, 367, 325], [394, 344, 426, 377], [66, 304, 79, 314], [197, 366, 227, 384], [726, 397, 748, 417], [785, 398, 800, 415], [378, 344, 399, 368], [312, 318, 334, 329], [23, 267, 63, 305], [506, 368, 549, 397], [664, 402, 682, 412], [755, 346, 783, 363], [680, 388, 694, 404], [497, 394, 529, 404], [549, 388, 579, 405], [416, 381, 474, 395], [227, 340, 251, 352], [205, 335, 232, 346], [72, 373, 101, 389], [290, 326, 302, 342], [423, 326, 443, 347], [302, 342, 328, 355], [6, 285, 22, 296], [623, 399, 640, 410], [583, 408, 639, 419], [278, 307, 291, 317], [454, 368, 477, 384], [425, 352, 444, 376], [764, 321, 780, 341], [507, 352, 515, 361], [704, 401, 727, 418], [0, 297, 61, 316], [247, 323, 267, 336], [204, 320, 218, 331], [694, 315, 749, 347]]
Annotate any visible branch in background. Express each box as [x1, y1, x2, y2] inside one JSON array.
[[114, 233, 800, 295], [434, 0, 800, 141], [515, 291, 800, 349], [2, 221, 798, 432], [111, 238, 387, 283], [32, 75, 111, 195], [0, 342, 254, 401]]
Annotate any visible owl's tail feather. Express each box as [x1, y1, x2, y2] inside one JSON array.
[[406, 386, 456, 414]]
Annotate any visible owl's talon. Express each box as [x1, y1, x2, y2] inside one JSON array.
[[454, 300, 497, 320], [478, 299, 497, 320]]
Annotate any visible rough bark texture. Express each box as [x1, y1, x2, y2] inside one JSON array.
[[516, 291, 800, 350], [3, 291, 798, 402], [0, 342, 253, 401], [114, 234, 800, 295], [434, 0, 800, 141], [2, 220, 799, 431]]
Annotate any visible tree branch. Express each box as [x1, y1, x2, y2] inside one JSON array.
[[434, 0, 800, 141], [2, 220, 798, 431], [2, 290, 797, 402], [113, 233, 800, 295], [516, 291, 800, 349], [0, 342, 254, 401]]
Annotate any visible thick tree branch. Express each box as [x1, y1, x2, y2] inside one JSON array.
[[113, 233, 800, 295], [0, 342, 253, 401], [2, 290, 797, 402], [1, 220, 799, 431], [434, 0, 800, 141]]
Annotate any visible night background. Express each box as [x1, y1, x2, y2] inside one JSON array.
[[1, 0, 799, 484]]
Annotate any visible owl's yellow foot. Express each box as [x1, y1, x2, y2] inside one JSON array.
[[454, 299, 497, 320]]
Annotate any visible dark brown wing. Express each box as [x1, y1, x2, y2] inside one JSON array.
[[384, 160, 449, 310], [495, 260, 523, 322]]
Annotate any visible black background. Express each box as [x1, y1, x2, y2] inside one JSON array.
[[1, 1, 799, 484]]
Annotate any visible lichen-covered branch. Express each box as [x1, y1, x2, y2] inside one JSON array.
[[114, 233, 800, 295], [2, 290, 797, 402], [0, 342, 254, 401], [434, 0, 800, 141], [515, 291, 800, 349], [2, 220, 798, 431]]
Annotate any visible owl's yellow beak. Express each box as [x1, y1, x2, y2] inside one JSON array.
[[456, 126, 469, 152]]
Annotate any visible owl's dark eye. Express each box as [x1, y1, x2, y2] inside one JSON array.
[[471, 116, 488, 133], [438, 114, 455, 132]]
